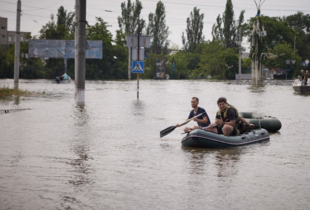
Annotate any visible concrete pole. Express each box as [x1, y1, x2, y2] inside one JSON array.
[[75, 0, 79, 86], [294, 33, 296, 56], [128, 47, 131, 80], [14, 0, 21, 89], [76, 0, 86, 106], [238, 27, 241, 79], [137, 34, 140, 99]]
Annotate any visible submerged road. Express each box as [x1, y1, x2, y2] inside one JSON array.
[[0, 79, 309, 210]]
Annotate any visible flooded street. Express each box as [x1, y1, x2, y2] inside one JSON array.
[[1, 79, 310, 210]]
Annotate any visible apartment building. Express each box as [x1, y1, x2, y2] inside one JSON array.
[[0, 17, 8, 46], [0, 17, 30, 47]]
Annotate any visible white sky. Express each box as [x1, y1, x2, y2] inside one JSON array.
[[1, 0, 310, 50]]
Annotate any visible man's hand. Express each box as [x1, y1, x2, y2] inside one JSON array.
[[175, 123, 180, 127], [215, 118, 223, 125], [193, 117, 197, 122], [249, 124, 255, 128]]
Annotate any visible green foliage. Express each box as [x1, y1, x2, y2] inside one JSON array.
[[264, 43, 302, 78], [0, 46, 13, 78], [56, 6, 75, 33], [146, 1, 170, 54], [284, 12, 310, 60], [143, 53, 168, 79], [197, 41, 238, 79], [182, 7, 205, 52], [39, 14, 74, 40], [211, 0, 244, 49], [168, 52, 200, 79], [118, 0, 145, 35], [223, 0, 236, 48], [86, 17, 128, 79], [212, 15, 223, 41], [242, 57, 252, 73], [246, 16, 294, 50]]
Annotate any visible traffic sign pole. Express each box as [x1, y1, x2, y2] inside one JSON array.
[[137, 34, 140, 99]]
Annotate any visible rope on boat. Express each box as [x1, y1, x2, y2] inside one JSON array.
[[0, 108, 31, 114]]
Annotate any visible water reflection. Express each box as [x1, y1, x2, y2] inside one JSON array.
[[182, 147, 243, 178], [214, 148, 242, 178], [62, 105, 94, 208], [131, 99, 145, 116], [248, 86, 266, 93], [14, 96, 20, 105]]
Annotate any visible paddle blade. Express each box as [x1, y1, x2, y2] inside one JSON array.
[[160, 126, 176, 138]]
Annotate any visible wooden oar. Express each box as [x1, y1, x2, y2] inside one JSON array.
[[160, 112, 205, 138]]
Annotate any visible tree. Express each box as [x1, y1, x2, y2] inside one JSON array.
[[264, 43, 302, 78], [246, 16, 294, 50], [182, 7, 205, 52], [146, 1, 170, 54], [197, 41, 238, 79], [211, 0, 244, 48], [284, 12, 310, 60], [237, 10, 245, 42], [212, 15, 223, 41], [39, 5, 75, 40], [56, 6, 75, 33], [222, 0, 236, 48], [118, 0, 145, 35], [86, 17, 128, 79]]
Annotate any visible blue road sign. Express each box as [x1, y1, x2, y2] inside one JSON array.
[[132, 61, 144, 73]]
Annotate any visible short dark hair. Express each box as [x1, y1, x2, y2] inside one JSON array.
[[217, 97, 227, 104], [192, 97, 199, 102]]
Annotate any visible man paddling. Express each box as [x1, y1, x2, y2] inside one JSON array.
[[176, 97, 211, 133]]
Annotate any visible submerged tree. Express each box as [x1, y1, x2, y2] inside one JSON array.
[[146, 1, 170, 54], [182, 7, 205, 52], [118, 0, 145, 35]]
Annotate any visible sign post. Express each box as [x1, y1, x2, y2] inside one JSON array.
[[127, 34, 151, 99], [64, 54, 68, 73]]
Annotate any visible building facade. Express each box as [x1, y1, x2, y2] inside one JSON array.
[[0, 17, 30, 47], [0, 17, 8, 46]]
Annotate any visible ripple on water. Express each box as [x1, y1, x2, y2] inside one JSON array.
[[1, 79, 310, 209]]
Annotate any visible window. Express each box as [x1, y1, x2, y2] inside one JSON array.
[[2, 35, 5, 38], [1, 26, 5, 29], [8, 36, 11, 42]]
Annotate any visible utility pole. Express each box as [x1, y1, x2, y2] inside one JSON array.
[[137, 34, 140, 99], [128, 47, 131, 80], [238, 27, 242, 79], [294, 33, 296, 56], [14, 0, 21, 89], [76, 0, 86, 106], [75, 0, 79, 86]]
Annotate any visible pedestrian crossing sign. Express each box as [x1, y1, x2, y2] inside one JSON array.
[[132, 61, 144, 73]]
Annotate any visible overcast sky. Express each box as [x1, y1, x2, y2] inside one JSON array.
[[1, 0, 310, 50]]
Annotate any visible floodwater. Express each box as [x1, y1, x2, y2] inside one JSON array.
[[0, 79, 310, 210]]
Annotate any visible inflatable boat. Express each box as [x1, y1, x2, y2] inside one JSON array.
[[239, 112, 281, 132], [182, 128, 269, 148]]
